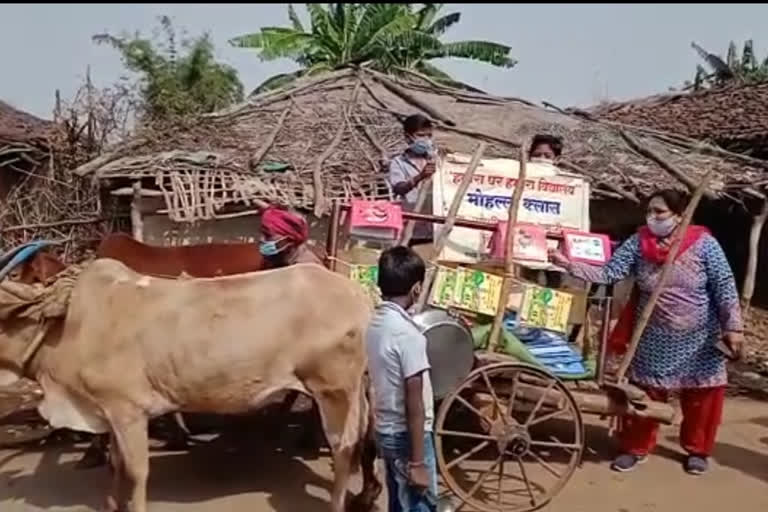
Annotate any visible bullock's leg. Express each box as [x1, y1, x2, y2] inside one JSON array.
[[106, 432, 125, 512], [349, 425, 381, 512], [349, 384, 382, 512], [77, 434, 109, 469], [313, 390, 358, 512], [110, 416, 149, 512]]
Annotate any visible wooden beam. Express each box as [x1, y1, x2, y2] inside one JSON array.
[[399, 178, 432, 247], [131, 181, 144, 242], [110, 187, 164, 197], [414, 143, 487, 312], [367, 69, 456, 126], [619, 130, 717, 200], [249, 105, 291, 171], [742, 199, 768, 318], [489, 144, 529, 352]]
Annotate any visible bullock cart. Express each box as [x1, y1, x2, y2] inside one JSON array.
[[325, 200, 679, 512]]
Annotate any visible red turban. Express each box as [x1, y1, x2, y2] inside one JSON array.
[[261, 206, 309, 245]]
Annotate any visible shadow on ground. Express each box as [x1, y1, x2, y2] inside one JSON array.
[[655, 431, 768, 485], [0, 433, 337, 511]]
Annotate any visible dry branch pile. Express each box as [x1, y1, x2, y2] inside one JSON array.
[[74, 68, 768, 222], [0, 82, 134, 259]]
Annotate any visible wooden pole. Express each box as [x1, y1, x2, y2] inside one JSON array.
[[741, 198, 768, 320], [131, 181, 144, 243], [614, 169, 713, 383], [488, 145, 529, 352], [400, 177, 433, 247], [414, 143, 487, 312]]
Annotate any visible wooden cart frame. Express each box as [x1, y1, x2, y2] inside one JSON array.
[[325, 201, 678, 512]]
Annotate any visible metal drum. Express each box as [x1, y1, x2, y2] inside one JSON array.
[[412, 308, 475, 400]]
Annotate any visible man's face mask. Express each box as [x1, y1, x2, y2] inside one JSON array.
[[259, 236, 287, 257], [408, 137, 436, 158]]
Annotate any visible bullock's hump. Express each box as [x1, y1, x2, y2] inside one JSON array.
[[81, 258, 141, 284]]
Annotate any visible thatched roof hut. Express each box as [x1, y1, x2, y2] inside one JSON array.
[[587, 81, 768, 159], [0, 100, 115, 257], [74, 68, 768, 224], [0, 101, 57, 199]]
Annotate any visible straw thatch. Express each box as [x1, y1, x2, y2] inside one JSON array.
[[0, 101, 57, 195], [74, 68, 768, 223], [587, 81, 768, 159]]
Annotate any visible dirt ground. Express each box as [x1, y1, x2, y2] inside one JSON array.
[[0, 397, 766, 512]]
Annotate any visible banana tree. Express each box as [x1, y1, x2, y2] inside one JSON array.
[[230, 3, 516, 94]]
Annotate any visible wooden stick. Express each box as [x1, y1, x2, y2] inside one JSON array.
[[619, 130, 717, 200], [615, 168, 714, 382], [741, 198, 768, 318], [399, 177, 432, 247], [311, 82, 361, 217], [249, 105, 291, 171], [414, 143, 487, 313], [131, 181, 144, 242], [367, 70, 456, 126], [488, 144, 529, 352]]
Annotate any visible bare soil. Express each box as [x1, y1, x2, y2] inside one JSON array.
[[1, 397, 766, 512]]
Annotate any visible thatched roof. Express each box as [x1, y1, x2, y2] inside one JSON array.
[[0, 101, 55, 146], [587, 82, 768, 159], [74, 68, 768, 222]]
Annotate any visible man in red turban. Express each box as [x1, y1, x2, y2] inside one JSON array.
[[259, 206, 322, 268]]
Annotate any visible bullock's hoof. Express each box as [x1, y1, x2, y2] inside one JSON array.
[[75, 450, 108, 470]]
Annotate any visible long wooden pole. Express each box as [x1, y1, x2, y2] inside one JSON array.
[[741, 198, 768, 320], [488, 145, 529, 352], [414, 143, 487, 312], [615, 169, 713, 383], [130, 181, 144, 242], [400, 177, 433, 246]]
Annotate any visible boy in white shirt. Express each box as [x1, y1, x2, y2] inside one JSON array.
[[366, 246, 436, 512]]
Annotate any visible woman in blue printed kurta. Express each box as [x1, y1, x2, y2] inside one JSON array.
[[551, 190, 743, 475]]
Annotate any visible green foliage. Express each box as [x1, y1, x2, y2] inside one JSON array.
[[230, 3, 516, 94], [686, 40, 768, 90], [93, 16, 244, 122]]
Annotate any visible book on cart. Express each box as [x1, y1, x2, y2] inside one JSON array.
[[348, 200, 403, 241]]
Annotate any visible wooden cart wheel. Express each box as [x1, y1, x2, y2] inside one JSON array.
[[435, 362, 584, 512]]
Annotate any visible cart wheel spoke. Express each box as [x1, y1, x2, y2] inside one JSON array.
[[453, 393, 494, 427], [465, 455, 502, 501], [506, 371, 519, 417], [436, 363, 584, 512], [496, 454, 505, 507], [437, 429, 496, 442], [516, 456, 538, 507], [446, 440, 490, 470], [529, 440, 580, 451], [526, 406, 568, 427], [524, 379, 556, 427], [480, 369, 508, 425], [528, 450, 563, 479]]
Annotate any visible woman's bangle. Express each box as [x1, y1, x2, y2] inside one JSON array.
[[408, 460, 426, 468]]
